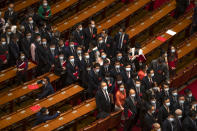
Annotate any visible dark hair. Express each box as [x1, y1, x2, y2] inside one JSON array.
[[184, 89, 191, 94], [40, 107, 47, 114], [94, 63, 100, 68]]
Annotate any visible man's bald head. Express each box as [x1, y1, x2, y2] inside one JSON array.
[[175, 109, 182, 116]]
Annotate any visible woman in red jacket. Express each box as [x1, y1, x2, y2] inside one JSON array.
[[167, 45, 178, 77]]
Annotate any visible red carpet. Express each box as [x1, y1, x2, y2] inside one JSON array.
[[179, 79, 197, 99]]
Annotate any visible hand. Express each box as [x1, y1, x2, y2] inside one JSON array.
[[121, 107, 124, 110], [3, 60, 7, 64], [62, 67, 66, 70]]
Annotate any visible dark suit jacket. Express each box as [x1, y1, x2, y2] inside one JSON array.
[[182, 116, 197, 131], [84, 27, 97, 46], [114, 33, 129, 50], [142, 76, 156, 91], [88, 70, 103, 93], [37, 82, 55, 99], [175, 117, 183, 131], [72, 29, 85, 46], [96, 88, 111, 118], [162, 119, 175, 131], [54, 57, 67, 76], [35, 112, 59, 125], [20, 38, 32, 58], [158, 105, 171, 125], [8, 41, 20, 64], [66, 61, 79, 84], [142, 112, 156, 131], [4, 10, 17, 24], [124, 96, 138, 119]]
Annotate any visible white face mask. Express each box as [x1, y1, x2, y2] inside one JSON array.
[[153, 87, 159, 90], [115, 65, 120, 69], [151, 100, 156, 104], [91, 24, 95, 28], [136, 84, 140, 88], [59, 57, 64, 60], [120, 88, 124, 91], [79, 27, 83, 31], [43, 3, 48, 6], [178, 115, 182, 119], [156, 128, 161, 131], [77, 50, 82, 54], [171, 49, 175, 53], [21, 56, 25, 60], [42, 42, 47, 45], [42, 81, 45, 85], [101, 55, 106, 59], [2, 42, 6, 45], [29, 20, 33, 24], [46, 111, 49, 115], [164, 88, 169, 91], [169, 118, 174, 122], [126, 68, 131, 71], [50, 48, 55, 51], [179, 100, 184, 104], [189, 94, 192, 97], [172, 93, 178, 96], [131, 94, 135, 97], [117, 81, 122, 84], [85, 55, 90, 59], [151, 73, 154, 77], [166, 102, 170, 107], [103, 86, 107, 91], [99, 40, 103, 44], [70, 59, 74, 63], [26, 36, 31, 39], [95, 69, 99, 73]]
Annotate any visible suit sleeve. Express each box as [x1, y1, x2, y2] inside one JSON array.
[[45, 113, 59, 121]]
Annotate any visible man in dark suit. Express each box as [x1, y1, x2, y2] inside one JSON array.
[[97, 36, 107, 52], [149, 57, 169, 85], [174, 109, 183, 131], [57, 39, 67, 57], [24, 16, 37, 33], [142, 105, 157, 131], [142, 69, 156, 91], [110, 61, 124, 79], [184, 89, 196, 106], [84, 20, 97, 50], [170, 88, 179, 108], [158, 97, 172, 125], [21, 32, 33, 58], [182, 110, 197, 131], [100, 29, 114, 57], [96, 81, 112, 119], [162, 114, 176, 131], [114, 27, 129, 53], [124, 89, 138, 131], [65, 41, 77, 58], [87, 63, 103, 97], [101, 59, 112, 76], [111, 52, 125, 66], [37, 77, 55, 100], [66, 55, 79, 85], [4, 3, 17, 24], [72, 23, 85, 48], [54, 53, 66, 76], [35, 107, 60, 125]]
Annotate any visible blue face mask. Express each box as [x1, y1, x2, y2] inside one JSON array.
[[119, 32, 122, 35], [103, 86, 108, 90]]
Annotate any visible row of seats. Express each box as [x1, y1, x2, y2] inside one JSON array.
[[96, 0, 151, 33], [0, 73, 59, 107], [53, 0, 116, 32], [126, 0, 176, 39], [31, 98, 96, 131], [0, 62, 36, 84], [143, 11, 192, 55], [0, 84, 84, 130]]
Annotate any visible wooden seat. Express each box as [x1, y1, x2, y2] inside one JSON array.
[[142, 11, 193, 55], [82, 122, 98, 131], [0, 62, 36, 84], [51, 0, 78, 15], [97, 0, 151, 33], [0, 84, 84, 130], [53, 0, 116, 32], [31, 98, 96, 131], [96, 116, 111, 131], [109, 110, 122, 129], [2, 0, 40, 16], [126, 0, 176, 39], [0, 73, 59, 107]]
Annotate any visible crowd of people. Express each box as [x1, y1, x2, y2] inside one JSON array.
[[0, 0, 197, 131]]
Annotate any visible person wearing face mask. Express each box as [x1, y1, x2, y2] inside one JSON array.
[[35, 107, 60, 125], [97, 36, 106, 52], [167, 45, 178, 77], [149, 57, 169, 85], [142, 105, 157, 131], [184, 89, 196, 105], [174, 109, 183, 131], [110, 61, 124, 78], [182, 110, 197, 131], [66, 55, 79, 85], [104, 73, 115, 94], [72, 23, 85, 47], [162, 114, 176, 131], [112, 52, 125, 66], [16, 53, 28, 85], [81, 64, 92, 89], [161, 83, 172, 99], [57, 39, 67, 56], [172, 95, 190, 118], [148, 97, 160, 115], [8, 35, 20, 66], [2, 26, 13, 45], [4, 3, 17, 25], [48, 44, 58, 69], [133, 79, 145, 98], [0, 37, 9, 70], [142, 69, 156, 91], [76, 46, 83, 63], [54, 54, 66, 76], [88, 63, 102, 97], [38, 0, 51, 21], [114, 27, 129, 53], [124, 89, 138, 131], [65, 41, 77, 58], [25, 16, 36, 33], [100, 29, 114, 58], [84, 20, 97, 50], [115, 84, 126, 111], [101, 59, 112, 76], [21, 32, 32, 58], [96, 81, 112, 119], [37, 77, 55, 100], [158, 97, 172, 125]]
